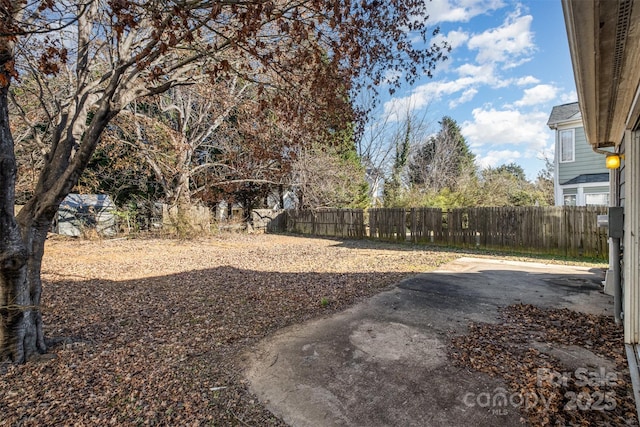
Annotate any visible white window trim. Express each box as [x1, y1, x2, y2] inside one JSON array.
[[560, 183, 610, 206], [559, 128, 575, 163]]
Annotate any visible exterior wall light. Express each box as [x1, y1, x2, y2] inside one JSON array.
[[606, 154, 623, 169]]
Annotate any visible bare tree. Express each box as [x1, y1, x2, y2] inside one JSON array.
[[292, 145, 369, 209], [1, 0, 448, 362], [358, 95, 432, 206], [408, 116, 476, 192], [372, 106, 431, 207], [357, 96, 399, 206], [534, 154, 555, 206], [125, 76, 253, 226]]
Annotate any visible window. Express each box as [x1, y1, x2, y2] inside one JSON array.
[[564, 194, 577, 206], [559, 129, 575, 162], [585, 193, 609, 206]]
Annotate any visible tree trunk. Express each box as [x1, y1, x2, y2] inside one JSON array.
[[279, 184, 284, 209], [0, 222, 49, 363], [175, 176, 194, 236], [0, 66, 47, 363], [164, 172, 194, 236], [1, 61, 118, 362]]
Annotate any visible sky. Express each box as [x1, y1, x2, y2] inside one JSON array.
[[376, 0, 577, 181]]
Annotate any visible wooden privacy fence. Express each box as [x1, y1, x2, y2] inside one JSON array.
[[285, 209, 366, 238], [280, 206, 609, 259]]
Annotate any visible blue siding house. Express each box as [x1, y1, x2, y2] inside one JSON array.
[[547, 102, 610, 206]]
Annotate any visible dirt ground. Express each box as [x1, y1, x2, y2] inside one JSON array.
[[1, 233, 462, 426], [0, 233, 629, 426]]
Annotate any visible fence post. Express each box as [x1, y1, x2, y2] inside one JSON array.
[[411, 208, 416, 243]]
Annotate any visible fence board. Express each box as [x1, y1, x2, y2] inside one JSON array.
[[281, 206, 609, 260], [285, 209, 365, 239]]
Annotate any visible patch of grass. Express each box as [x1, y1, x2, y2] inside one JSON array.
[[358, 237, 609, 268]]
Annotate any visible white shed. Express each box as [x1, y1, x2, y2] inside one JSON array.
[[54, 194, 117, 237]]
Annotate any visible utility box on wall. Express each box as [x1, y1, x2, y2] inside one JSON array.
[[609, 206, 624, 239]]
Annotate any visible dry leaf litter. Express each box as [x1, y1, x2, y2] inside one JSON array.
[[1, 234, 634, 426]]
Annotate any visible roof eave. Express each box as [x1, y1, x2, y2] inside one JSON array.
[[562, 0, 640, 147]]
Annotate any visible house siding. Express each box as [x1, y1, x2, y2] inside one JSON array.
[[584, 186, 609, 194], [548, 104, 611, 207], [558, 127, 609, 183]]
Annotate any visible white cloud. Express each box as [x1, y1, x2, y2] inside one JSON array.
[[409, 8, 537, 111], [514, 84, 558, 106], [381, 1, 571, 180], [427, 0, 506, 24], [467, 10, 535, 67], [515, 76, 540, 86], [383, 64, 523, 117], [456, 62, 491, 78], [383, 61, 510, 118], [434, 29, 470, 50], [383, 5, 542, 117], [383, 78, 477, 118], [449, 88, 478, 108], [455, 62, 512, 88], [560, 90, 578, 104], [502, 56, 533, 70], [475, 149, 522, 169], [382, 94, 431, 121], [461, 107, 550, 150]]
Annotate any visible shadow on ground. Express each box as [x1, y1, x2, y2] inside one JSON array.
[[3, 267, 416, 425]]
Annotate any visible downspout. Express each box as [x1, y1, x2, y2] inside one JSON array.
[[591, 145, 615, 156], [610, 154, 622, 325], [610, 177, 623, 325]]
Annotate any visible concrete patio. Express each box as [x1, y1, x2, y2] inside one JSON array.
[[244, 257, 614, 426]]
